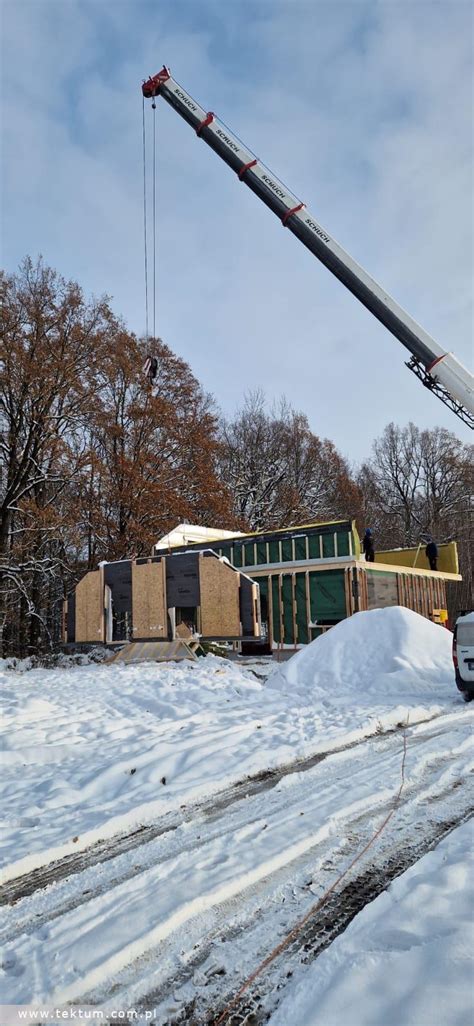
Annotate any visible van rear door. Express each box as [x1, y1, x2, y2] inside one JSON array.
[[456, 620, 474, 683]]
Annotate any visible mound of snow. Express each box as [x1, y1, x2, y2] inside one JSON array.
[[269, 607, 453, 698]]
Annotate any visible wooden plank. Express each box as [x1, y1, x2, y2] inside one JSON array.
[[176, 621, 193, 639], [268, 572, 274, 647], [305, 570, 311, 635], [107, 640, 198, 663], [199, 555, 241, 637], [426, 578, 435, 615], [251, 582, 261, 637], [344, 568, 353, 615], [132, 560, 167, 639], [358, 568, 369, 611]]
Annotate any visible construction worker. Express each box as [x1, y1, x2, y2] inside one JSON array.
[[425, 537, 438, 571], [363, 528, 375, 562]]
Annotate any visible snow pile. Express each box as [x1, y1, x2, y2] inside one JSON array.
[[269, 607, 453, 700], [269, 818, 474, 1026]]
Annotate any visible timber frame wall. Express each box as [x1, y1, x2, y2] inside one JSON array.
[[247, 562, 451, 649], [165, 519, 460, 649]]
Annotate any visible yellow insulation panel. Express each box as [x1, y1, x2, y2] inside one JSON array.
[[375, 540, 459, 575]]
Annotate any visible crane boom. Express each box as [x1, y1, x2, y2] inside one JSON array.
[[142, 67, 474, 429]]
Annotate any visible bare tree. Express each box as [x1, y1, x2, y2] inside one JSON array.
[[357, 422, 473, 618], [219, 393, 360, 530]]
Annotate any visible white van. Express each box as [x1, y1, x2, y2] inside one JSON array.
[[453, 611, 474, 701]]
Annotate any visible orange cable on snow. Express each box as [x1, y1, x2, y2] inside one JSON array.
[[214, 728, 408, 1026]]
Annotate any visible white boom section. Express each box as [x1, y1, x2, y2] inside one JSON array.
[[142, 68, 474, 428]]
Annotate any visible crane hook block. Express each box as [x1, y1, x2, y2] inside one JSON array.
[[142, 66, 170, 99]]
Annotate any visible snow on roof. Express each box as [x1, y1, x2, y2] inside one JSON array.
[[155, 524, 245, 551]]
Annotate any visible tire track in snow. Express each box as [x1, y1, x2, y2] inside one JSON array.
[[107, 799, 473, 1026], [201, 810, 473, 1026], [0, 706, 463, 908], [4, 713, 471, 1015]]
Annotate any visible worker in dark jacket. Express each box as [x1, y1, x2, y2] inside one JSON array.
[[363, 528, 375, 562], [425, 537, 438, 571]]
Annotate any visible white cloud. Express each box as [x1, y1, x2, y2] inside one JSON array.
[[2, 0, 472, 459]]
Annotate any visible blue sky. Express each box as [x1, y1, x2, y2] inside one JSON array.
[[2, 0, 473, 460]]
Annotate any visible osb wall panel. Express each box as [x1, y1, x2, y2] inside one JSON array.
[[132, 560, 167, 639], [199, 556, 241, 638], [367, 573, 399, 610], [75, 570, 104, 643]]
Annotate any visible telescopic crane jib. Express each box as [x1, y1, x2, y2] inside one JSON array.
[[142, 66, 474, 430]]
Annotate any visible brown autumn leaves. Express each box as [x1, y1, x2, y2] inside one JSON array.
[[1, 258, 472, 654]]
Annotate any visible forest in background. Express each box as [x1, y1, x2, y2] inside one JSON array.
[[1, 258, 472, 655]]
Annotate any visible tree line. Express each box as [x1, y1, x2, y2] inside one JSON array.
[[1, 258, 472, 655]]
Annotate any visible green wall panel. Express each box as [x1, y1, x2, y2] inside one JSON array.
[[282, 575, 294, 644], [219, 543, 232, 561], [243, 541, 255, 566], [322, 533, 335, 558], [268, 540, 280, 564], [308, 533, 321, 559], [336, 531, 350, 557], [294, 536, 307, 561], [309, 570, 346, 622], [259, 576, 269, 603], [271, 576, 281, 643], [256, 541, 267, 565], [281, 538, 293, 562], [233, 544, 242, 568], [295, 573, 308, 644]]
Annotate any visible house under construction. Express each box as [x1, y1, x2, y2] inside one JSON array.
[[64, 519, 460, 653], [157, 520, 460, 653]]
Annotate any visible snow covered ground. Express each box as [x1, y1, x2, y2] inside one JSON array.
[[0, 607, 462, 880], [269, 818, 474, 1026], [0, 607, 472, 1024]]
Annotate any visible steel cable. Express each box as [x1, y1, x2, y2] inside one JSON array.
[[152, 100, 156, 340], [142, 95, 149, 340]]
